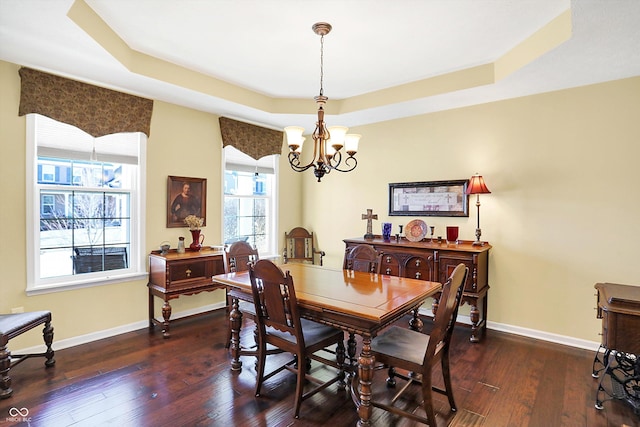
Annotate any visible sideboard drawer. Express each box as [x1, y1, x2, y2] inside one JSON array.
[[403, 256, 433, 281], [381, 254, 400, 276]]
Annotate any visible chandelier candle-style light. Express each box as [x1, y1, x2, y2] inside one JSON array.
[[285, 22, 360, 182]]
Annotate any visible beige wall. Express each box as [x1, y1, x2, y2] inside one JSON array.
[[304, 76, 640, 343], [2, 58, 639, 349], [0, 60, 301, 349]]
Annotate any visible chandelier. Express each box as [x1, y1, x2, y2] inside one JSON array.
[[285, 22, 360, 182]]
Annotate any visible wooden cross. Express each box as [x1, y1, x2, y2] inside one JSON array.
[[362, 208, 378, 239]]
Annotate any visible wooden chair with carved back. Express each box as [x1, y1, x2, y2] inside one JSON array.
[[283, 227, 325, 266], [224, 241, 259, 349], [249, 259, 346, 419], [343, 244, 382, 274], [369, 263, 468, 426]]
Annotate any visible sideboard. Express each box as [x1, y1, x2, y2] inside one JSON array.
[[148, 248, 226, 338], [343, 236, 491, 342]]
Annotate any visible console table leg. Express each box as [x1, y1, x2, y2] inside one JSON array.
[[148, 291, 155, 331], [161, 301, 172, 339]]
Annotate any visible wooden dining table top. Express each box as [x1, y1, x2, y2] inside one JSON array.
[[212, 263, 442, 334]]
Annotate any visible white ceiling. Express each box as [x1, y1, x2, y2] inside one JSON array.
[[1, 0, 640, 132]]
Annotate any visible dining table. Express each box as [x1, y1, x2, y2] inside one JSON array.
[[212, 263, 442, 426]]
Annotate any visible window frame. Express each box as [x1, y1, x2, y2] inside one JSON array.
[[222, 147, 278, 258], [26, 114, 147, 295]]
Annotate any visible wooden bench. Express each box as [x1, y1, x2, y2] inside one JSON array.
[[0, 311, 55, 399]]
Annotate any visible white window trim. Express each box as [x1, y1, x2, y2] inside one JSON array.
[[25, 115, 147, 295]]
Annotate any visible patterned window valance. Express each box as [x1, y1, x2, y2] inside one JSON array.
[[219, 117, 283, 160], [18, 67, 153, 138]]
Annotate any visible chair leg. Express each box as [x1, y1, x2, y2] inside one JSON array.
[[421, 373, 438, 427], [293, 351, 306, 419], [441, 352, 456, 411], [0, 344, 12, 399], [254, 342, 267, 397]]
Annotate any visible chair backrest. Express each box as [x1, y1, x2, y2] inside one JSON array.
[[249, 260, 305, 350], [283, 227, 324, 265], [343, 244, 382, 274], [423, 263, 468, 365], [226, 241, 259, 273]]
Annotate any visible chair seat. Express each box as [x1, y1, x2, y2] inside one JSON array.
[[371, 326, 430, 366], [237, 300, 256, 318], [0, 311, 51, 344], [267, 318, 343, 349]]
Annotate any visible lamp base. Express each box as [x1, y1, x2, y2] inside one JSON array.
[[473, 228, 484, 246]]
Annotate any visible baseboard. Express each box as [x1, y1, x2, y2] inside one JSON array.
[[12, 302, 225, 354], [418, 308, 600, 351], [17, 303, 600, 354]]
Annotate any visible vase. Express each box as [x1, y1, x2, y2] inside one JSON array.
[[382, 222, 392, 242], [189, 229, 205, 251]]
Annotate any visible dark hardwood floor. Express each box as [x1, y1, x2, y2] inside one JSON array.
[[1, 309, 638, 427]]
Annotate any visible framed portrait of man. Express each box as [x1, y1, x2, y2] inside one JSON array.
[[166, 176, 207, 228]]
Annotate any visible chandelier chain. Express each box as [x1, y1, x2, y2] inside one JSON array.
[[319, 34, 324, 96]]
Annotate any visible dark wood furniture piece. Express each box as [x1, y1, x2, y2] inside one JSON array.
[[370, 264, 467, 426], [212, 263, 442, 427], [224, 241, 259, 349], [343, 236, 491, 342], [0, 311, 55, 399], [343, 243, 383, 274], [593, 282, 640, 415], [248, 260, 345, 419], [283, 227, 325, 266], [148, 248, 226, 338]]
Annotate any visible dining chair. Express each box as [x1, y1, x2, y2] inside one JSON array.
[[249, 259, 346, 419], [282, 227, 325, 266], [343, 244, 382, 273], [224, 241, 259, 349], [369, 263, 468, 426]]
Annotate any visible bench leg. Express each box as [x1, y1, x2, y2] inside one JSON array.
[[43, 321, 55, 367], [0, 344, 13, 399]]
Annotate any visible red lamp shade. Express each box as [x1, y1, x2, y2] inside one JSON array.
[[466, 175, 491, 195]]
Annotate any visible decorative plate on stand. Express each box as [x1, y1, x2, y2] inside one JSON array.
[[405, 219, 428, 242]]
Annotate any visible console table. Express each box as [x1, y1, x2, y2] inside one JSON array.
[[148, 248, 226, 338], [343, 236, 490, 342], [593, 282, 640, 415]]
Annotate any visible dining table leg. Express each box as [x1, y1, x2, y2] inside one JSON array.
[[357, 334, 374, 427], [229, 296, 243, 371]]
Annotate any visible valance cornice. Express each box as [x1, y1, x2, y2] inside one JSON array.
[[219, 116, 283, 160], [18, 67, 153, 137]]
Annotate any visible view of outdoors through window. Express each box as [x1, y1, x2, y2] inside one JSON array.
[[223, 170, 272, 254], [38, 157, 132, 278]]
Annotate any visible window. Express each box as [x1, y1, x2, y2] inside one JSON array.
[[27, 114, 146, 294], [223, 146, 277, 256]]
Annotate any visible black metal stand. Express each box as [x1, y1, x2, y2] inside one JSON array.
[[594, 347, 640, 416]]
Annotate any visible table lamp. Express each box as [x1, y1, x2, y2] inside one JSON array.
[[466, 174, 491, 246]]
